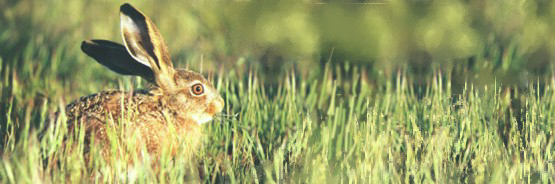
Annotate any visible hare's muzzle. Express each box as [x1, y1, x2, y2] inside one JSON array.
[[213, 96, 225, 114]]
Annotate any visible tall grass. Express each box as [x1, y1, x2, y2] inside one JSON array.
[[2, 0, 555, 183], [1, 56, 555, 182]]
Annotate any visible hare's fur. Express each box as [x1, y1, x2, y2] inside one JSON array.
[[49, 3, 225, 162]]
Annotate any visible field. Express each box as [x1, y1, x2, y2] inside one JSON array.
[[2, 0, 555, 183]]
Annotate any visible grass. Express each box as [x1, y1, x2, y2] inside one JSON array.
[[2, 0, 555, 183], [2, 56, 555, 182]]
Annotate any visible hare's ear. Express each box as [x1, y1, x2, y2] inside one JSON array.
[[119, 3, 175, 89], [81, 39, 155, 82]]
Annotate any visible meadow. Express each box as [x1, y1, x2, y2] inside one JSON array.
[[2, 0, 555, 183]]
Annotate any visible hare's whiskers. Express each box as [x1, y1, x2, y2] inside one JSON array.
[[213, 113, 237, 122]]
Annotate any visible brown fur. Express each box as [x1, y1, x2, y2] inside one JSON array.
[[45, 3, 225, 166]]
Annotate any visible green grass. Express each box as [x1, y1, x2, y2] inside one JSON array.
[[2, 0, 555, 183], [2, 57, 555, 182]]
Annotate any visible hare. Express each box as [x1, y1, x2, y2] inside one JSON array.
[[50, 3, 224, 162]]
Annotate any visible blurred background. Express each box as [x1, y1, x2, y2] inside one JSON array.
[[1, 0, 554, 98], [2, 1, 555, 181]]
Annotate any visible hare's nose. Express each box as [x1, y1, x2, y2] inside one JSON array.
[[214, 96, 225, 113]]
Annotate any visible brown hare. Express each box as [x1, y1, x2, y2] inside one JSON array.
[[49, 3, 224, 163]]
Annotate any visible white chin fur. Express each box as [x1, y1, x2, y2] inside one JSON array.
[[192, 115, 213, 125]]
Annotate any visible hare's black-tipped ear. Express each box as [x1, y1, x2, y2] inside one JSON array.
[[81, 39, 155, 82], [120, 3, 175, 89]]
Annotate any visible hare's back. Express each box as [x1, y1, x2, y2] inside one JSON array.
[[65, 90, 153, 123]]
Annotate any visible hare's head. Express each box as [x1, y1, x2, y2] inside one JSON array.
[[80, 3, 224, 124]]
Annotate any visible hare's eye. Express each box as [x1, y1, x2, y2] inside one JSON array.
[[191, 84, 204, 95]]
